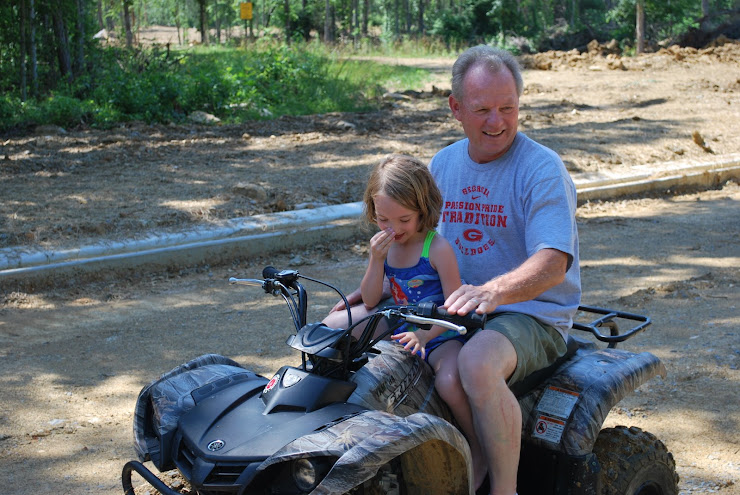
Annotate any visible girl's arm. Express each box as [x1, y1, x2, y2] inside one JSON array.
[[392, 235, 464, 358], [360, 228, 395, 308]]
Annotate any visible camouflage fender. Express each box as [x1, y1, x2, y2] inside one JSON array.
[[259, 409, 473, 495], [519, 347, 666, 456], [349, 341, 454, 421]]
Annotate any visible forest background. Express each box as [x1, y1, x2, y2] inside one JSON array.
[[1, 0, 739, 133]]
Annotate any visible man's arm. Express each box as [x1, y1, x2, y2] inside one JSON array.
[[444, 248, 568, 315]]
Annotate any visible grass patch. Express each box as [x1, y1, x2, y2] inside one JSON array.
[[1, 42, 434, 133]]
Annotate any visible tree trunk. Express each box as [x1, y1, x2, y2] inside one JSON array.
[[52, 5, 73, 82], [324, 0, 331, 41], [20, 0, 28, 101], [700, 0, 711, 31], [701, 0, 710, 16], [199, 0, 209, 45], [174, 2, 182, 45], [635, 0, 645, 54], [417, 0, 425, 35], [570, 0, 578, 28], [362, 0, 368, 36], [105, 0, 115, 31], [352, 0, 360, 44], [122, 0, 133, 48], [30, 0, 38, 96], [96, 0, 104, 29], [284, 0, 290, 43], [76, 0, 85, 74], [405, 0, 411, 33]]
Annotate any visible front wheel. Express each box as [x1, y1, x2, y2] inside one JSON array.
[[346, 459, 403, 495], [593, 426, 679, 495]]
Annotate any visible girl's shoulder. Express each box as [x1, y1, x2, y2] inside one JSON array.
[[429, 230, 451, 246], [427, 231, 456, 261]]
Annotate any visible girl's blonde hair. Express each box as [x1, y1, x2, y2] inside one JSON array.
[[363, 154, 442, 232]]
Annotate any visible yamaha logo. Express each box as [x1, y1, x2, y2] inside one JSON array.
[[207, 439, 225, 452]]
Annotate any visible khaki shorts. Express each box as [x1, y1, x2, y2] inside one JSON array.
[[481, 312, 567, 385]]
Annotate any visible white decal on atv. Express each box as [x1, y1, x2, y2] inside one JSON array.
[[264, 374, 280, 394], [536, 386, 579, 419], [532, 415, 565, 443]]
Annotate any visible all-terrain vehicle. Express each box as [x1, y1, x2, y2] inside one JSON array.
[[122, 266, 679, 495]]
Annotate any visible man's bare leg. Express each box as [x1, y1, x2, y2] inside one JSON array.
[[458, 330, 520, 495]]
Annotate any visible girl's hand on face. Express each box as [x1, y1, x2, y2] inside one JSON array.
[[369, 228, 395, 261]]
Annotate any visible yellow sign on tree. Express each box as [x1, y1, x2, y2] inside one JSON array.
[[240, 2, 253, 20]]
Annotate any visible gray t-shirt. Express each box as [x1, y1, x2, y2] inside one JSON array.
[[429, 132, 581, 335]]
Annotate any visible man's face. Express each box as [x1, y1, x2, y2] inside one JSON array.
[[449, 64, 520, 164]]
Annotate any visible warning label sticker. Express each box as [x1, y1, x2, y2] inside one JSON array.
[[536, 386, 580, 419], [532, 414, 566, 443]]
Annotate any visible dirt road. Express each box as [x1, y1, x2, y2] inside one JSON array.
[[1, 183, 739, 494]]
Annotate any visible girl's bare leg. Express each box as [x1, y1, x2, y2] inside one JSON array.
[[429, 340, 488, 490]]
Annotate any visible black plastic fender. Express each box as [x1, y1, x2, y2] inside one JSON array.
[[518, 344, 667, 456], [258, 409, 473, 495], [132, 353, 265, 470]]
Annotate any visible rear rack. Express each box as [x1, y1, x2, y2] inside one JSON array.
[[572, 305, 652, 348]]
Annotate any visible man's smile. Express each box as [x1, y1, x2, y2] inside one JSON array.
[[483, 129, 505, 137]]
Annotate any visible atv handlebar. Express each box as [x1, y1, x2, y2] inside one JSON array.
[[382, 301, 488, 336], [230, 268, 486, 348]]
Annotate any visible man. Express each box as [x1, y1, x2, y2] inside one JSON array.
[[326, 45, 580, 495], [430, 45, 581, 495]]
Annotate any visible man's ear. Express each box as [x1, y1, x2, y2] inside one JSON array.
[[448, 94, 462, 121]]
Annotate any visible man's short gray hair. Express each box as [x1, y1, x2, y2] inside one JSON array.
[[451, 45, 524, 101]]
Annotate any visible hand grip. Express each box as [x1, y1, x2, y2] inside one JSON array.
[[262, 266, 279, 279], [417, 302, 487, 331]]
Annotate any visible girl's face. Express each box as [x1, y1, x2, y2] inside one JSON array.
[[373, 193, 423, 245]]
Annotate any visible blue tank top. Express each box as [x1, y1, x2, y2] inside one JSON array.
[[385, 231, 458, 343], [385, 230, 444, 306]]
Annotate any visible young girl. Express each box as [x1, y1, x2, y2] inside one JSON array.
[[360, 154, 463, 359], [359, 154, 487, 488]]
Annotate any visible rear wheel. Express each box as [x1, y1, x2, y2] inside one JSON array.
[[593, 426, 679, 495]]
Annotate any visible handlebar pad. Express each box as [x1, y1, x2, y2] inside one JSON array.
[[262, 266, 279, 279], [417, 302, 487, 331]]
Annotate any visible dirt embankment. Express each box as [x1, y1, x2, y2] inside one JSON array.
[[1, 41, 739, 254]]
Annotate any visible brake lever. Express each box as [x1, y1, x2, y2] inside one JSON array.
[[379, 309, 467, 336], [402, 314, 467, 335], [228, 277, 284, 296]]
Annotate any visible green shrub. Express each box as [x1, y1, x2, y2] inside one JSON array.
[[39, 95, 93, 128], [0, 43, 434, 131]]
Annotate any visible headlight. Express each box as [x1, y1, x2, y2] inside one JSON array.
[[291, 457, 332, 492]]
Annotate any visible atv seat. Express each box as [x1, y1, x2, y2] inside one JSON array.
[[509, 335, 580, 398]]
